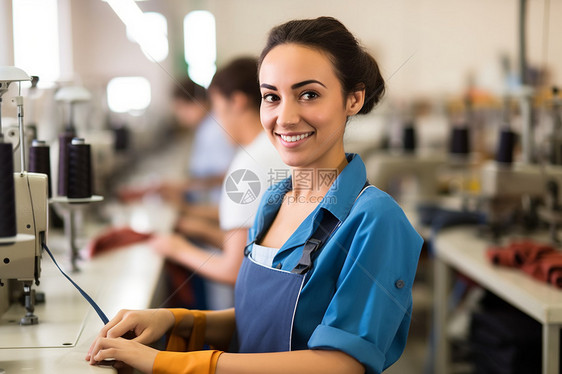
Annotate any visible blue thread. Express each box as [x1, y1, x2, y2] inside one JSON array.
[[42, 243, 109, 324]]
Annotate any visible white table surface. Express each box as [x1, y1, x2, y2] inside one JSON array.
[[435, 227, 562, 323], [0, 238, 164, 373], [434, 226, 562, 374]]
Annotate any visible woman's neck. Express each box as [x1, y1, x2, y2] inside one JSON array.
[[290, 152, 348, 200]]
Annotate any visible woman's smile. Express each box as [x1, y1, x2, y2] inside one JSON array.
[[276, 131, 315, 147]]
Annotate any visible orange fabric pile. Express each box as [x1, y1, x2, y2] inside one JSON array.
[[487, 240, 562, 288]]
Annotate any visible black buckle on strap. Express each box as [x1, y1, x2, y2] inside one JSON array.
[[291, 238, 322, 275]]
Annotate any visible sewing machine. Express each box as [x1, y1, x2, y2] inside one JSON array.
[[364, 150, 447, 203], [0, 67, 49, 325], [479, 87, 562, 240]]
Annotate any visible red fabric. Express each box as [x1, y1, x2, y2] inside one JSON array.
[[486, 240, 562, 288], [486, 240, 555, 267], [521, 252, 562, 285], [88, 227, 153, 257]]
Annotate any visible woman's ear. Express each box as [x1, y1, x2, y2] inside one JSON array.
[[346, 89, 365, 116]]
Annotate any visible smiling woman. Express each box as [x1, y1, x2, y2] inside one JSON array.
[[86, 16, 422, 374]]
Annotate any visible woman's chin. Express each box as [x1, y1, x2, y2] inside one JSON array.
[[278, 152, 305, 169]]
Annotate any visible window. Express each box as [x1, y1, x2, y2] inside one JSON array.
[[107, 77, 151, 114], [127, 12, 168, 62], [184, 11, 216, 88], [106, 0, 169, 62], [12, 0, 60, 82]]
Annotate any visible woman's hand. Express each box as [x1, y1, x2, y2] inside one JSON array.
[[149, 234, 191, 259], [87, 336, 158, 373], [86, 309, 175, 361]]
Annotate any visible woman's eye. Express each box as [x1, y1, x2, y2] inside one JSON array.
[[301, 91, 319, 100], [262, 93, 279, 103]]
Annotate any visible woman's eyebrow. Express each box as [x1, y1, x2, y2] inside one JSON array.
[[260, 83, 277, 90], [260, 80, 327, 91], [291, 80, 326, 89]]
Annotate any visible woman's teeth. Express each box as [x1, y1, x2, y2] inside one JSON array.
[[280, 132, 312, 143]]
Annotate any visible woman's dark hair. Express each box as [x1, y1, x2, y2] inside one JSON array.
[[173, 77, 207, 103], [259, 16, 384, 115], [209, 57, 261, 111]]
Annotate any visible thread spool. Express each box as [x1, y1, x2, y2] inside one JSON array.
[[450, 127, 470, 155], [67, 138, 92, 199], [403, 125, 416, 152], [0, 142, 17, 238], [496, 129, 517, 164], [113, 126, 129, 152], [57, 132, 75, 196], [29, 140, 52, 198]]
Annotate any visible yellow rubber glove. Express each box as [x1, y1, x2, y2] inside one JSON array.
[[166, 309, 207, 352], [153, 349, 223, 374]]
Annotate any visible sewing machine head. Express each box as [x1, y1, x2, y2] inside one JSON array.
[[365, 150, 446, 204], [0, 67, 48, 325]]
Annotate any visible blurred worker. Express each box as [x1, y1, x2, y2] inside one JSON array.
[[166, 78, 236, 206], [149, 57, 288, 302], [119, 78, 235, 247]]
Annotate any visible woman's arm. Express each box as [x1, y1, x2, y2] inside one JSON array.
[[175, 215, 225, 248], [90, 343, 363, 374], [216, 350, 364, 374], [171, 308, 236, 351], [149, 228, 247, 285]]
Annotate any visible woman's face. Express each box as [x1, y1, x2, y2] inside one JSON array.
[[259, 43, 363, 169]]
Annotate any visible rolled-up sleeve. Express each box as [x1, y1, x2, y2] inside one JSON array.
[[307, 198, 423, 374]]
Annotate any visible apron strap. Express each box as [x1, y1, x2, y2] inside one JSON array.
[[291, 180, 371, 275], [291, 212, 340, 274], [244, 240, 255, 256]]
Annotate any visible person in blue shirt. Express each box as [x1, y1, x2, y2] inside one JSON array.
[[87, 16, 423, 374]]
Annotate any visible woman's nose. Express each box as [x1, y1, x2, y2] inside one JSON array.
[[276, 100, 299, 127]]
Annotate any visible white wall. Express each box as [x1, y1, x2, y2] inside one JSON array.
[[66, 0, 562, 108], [206, 0, 562, 99], [0, 0, 14, 66]]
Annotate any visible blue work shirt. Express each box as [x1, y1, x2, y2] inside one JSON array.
[[246, 153, 423, 374]]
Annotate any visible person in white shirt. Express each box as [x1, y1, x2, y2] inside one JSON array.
[[149, 57, 287, 288]]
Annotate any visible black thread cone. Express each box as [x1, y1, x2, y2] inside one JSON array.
[[67, 143, 92, 198], [403, 125, 416, 152], [450, 127, 470, 155], [57, 132, 75, 196], [496, 129, 517, 164], [0, 142, 17, 238], [29, 142, 52, 198]]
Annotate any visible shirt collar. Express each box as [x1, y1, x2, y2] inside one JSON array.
[[252, 153, 367, 250], [319, 153, 367, 222]]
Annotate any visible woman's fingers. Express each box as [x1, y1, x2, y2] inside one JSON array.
[[90, 337, 128, 364], [86, 309, 130, 360], [86, 309, 174, 361], [88, 337, 158, 373], [106, 320, 135, 339]]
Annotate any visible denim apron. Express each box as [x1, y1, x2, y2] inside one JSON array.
[[233, 182, 369, 353]]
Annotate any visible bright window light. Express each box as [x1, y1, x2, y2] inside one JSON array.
[[126, 12, 168, 62], [187, 64, 217, 89], [184, 11, 216, 88], [106, 0, 169, 62], [12, 0, 60, 82], [107, 77, 151, 114]]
